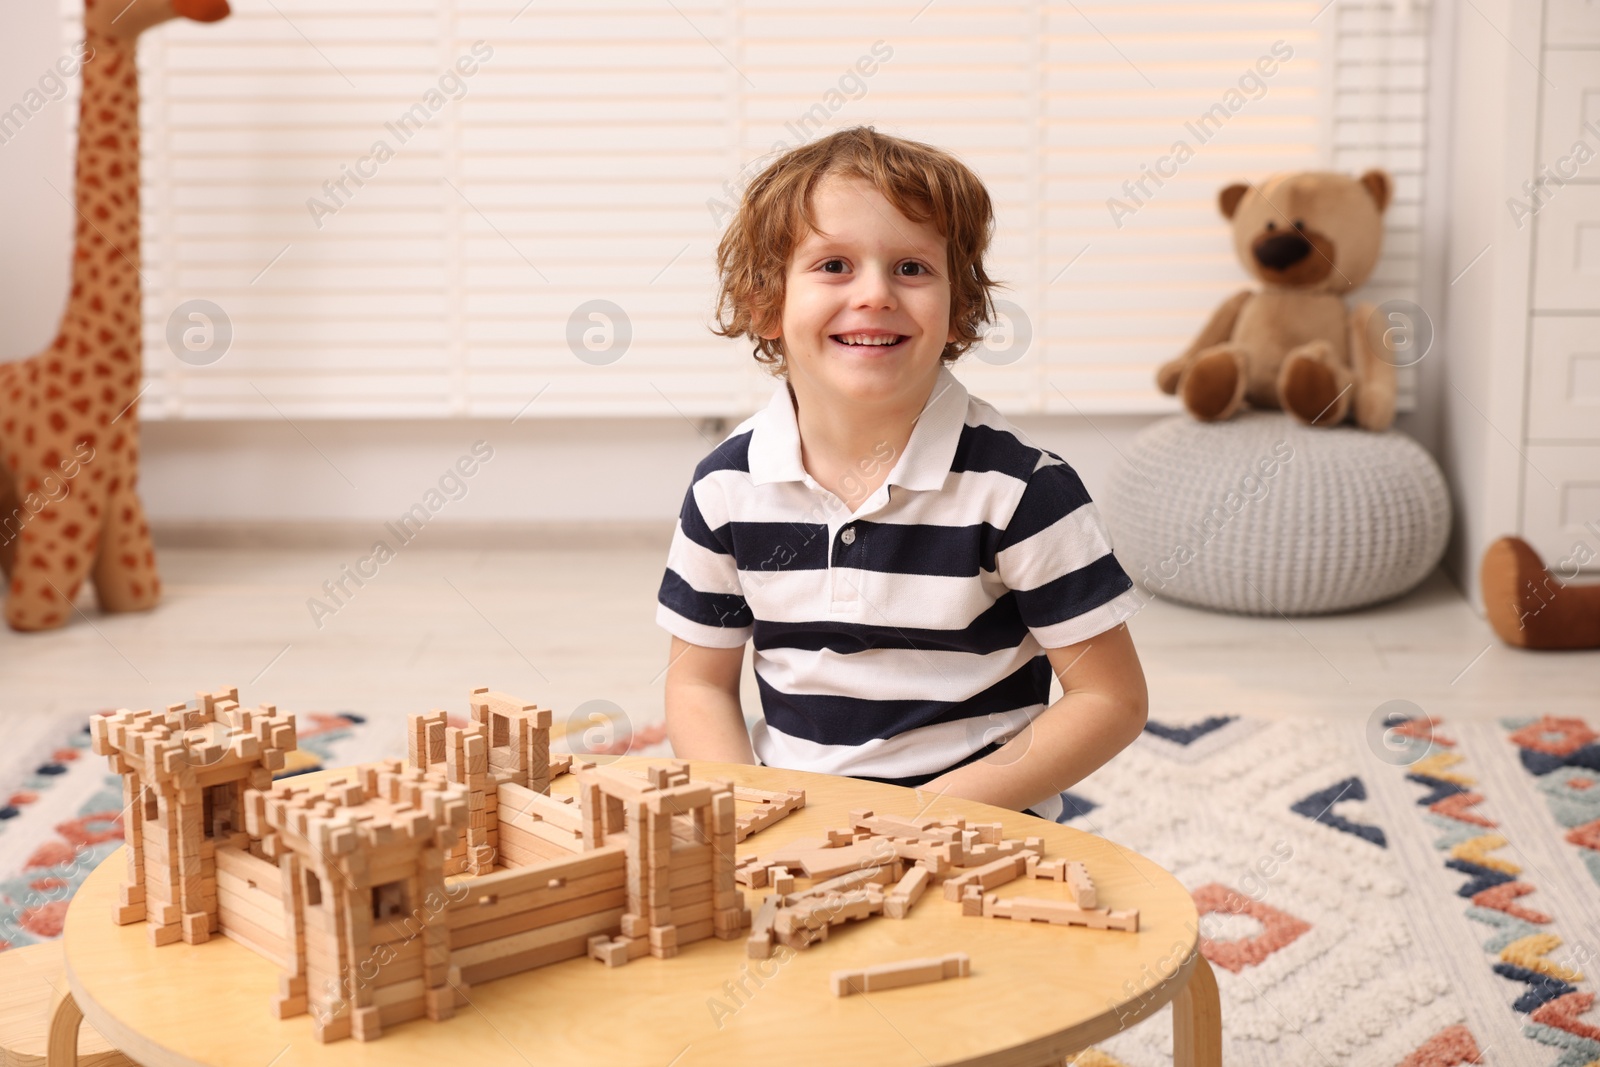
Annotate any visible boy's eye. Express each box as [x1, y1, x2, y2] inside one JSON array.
[[898, 262, 927, 276], [821, 259, 847, 273]]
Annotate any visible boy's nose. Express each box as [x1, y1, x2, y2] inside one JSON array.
[[851, 264, 897, 306]]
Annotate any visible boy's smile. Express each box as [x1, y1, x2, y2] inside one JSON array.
[[760, 174, 957, 414]]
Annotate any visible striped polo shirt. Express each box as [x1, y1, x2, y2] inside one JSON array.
[[655, 364, 1144, 819]]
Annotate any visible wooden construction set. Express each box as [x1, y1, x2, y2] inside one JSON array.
[[87, 686, 1139, 1043]]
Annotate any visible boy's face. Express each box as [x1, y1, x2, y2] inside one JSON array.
[[760, 174, 956, 414]]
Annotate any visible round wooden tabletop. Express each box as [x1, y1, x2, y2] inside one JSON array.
[[63, 757, 1206, 1067]]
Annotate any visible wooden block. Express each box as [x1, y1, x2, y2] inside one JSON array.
[[961, 885, 985, 917], [883, 865, 930, 919], [149, 922, 183, 947], [424, 984, 457, 1022], [1066, 861, 1097, 908], [832, 953, 970, 996], [985, 895, 1139, 932], [768, 868, 794, 894], [942, 851, 1036, 901], [587, 934, 630, 967], [1025, 856, 1068, 881], [746, 895, 779, 958], [734, 863, 770, 889], [792, 841, 889, 880]]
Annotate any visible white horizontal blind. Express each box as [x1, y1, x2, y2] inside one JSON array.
[[55, 0, 1428, 419], [1328, 0, 1432, 409]]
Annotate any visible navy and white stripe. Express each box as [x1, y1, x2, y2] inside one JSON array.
[[656, 365, 1143, 819]]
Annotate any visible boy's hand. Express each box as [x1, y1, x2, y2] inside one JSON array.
[[921, 623, 1148, 813], [663, 635, 758, 765]]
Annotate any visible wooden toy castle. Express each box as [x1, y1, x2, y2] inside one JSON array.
[[89, 686, 750, 1043], [89, 685, 1142, 1043]]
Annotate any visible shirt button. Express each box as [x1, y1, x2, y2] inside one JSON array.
[[840, 526, 857, 545]]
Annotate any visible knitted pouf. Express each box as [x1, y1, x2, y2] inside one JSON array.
[[1101, 412, 1451, 615]]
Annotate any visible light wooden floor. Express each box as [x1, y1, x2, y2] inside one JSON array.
[[1, 536, 1593, 739]]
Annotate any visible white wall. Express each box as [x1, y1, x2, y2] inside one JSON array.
[[0, 4, 73, 362], [1431, 0, 1543, 609], [140, 411, 1167, 535]]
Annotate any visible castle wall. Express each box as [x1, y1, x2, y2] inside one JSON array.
[[214, 845, 288, 965], [442, 843, 628, 985]]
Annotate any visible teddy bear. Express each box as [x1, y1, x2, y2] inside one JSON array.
[[1480, 536, 1600, 650], [1155, 170, 1398, 431]]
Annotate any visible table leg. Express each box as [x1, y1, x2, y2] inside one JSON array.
[[1172, 953, 1221, 1067], [46, 985, 83, 1067]]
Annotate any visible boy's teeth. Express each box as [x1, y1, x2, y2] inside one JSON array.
[[836, 334, 901, 346]]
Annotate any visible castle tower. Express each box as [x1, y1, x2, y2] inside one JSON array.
[[407, 688, 553, 875], [578, 761, 747, 961], [245, 759, 469, 1043], [89, 685, 296, 946]]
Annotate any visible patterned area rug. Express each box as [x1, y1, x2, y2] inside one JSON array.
[[4, 706, 1596, 1066]]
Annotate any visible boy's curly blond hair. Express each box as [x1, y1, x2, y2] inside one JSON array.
[[711, 126, 1001, 376]]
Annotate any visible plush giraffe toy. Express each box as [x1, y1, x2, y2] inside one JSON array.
[[0, 0, 228, 631]]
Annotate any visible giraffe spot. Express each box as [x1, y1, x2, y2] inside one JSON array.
[[41, 450, 60, 470], [63, 555, 77, 571], [121, 507, 133, 524], [70, 398, 90, 415], [120, 553, 136, 569], [62, 523, 81, 540], [48, 413, 66, 433]]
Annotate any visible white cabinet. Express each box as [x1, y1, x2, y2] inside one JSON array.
[[1527, 317, 1600, 440], [1524, 47, 1600, 565], [1533, 187, 1600, 310], [1546, 0, 1600, 45], [1440, 4, 1600, 599]]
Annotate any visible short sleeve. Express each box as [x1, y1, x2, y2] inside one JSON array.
[[655, 479, 754, 648], [992, 458, 1143, 648]]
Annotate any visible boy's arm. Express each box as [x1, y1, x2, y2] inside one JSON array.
[[921, 622, 1148, 812], [664, 635, 758, 765]]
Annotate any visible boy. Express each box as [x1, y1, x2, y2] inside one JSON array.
[[656, 126, 1147, 820]]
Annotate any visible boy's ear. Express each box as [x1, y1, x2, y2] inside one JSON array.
[[755, 308, 782, 341]]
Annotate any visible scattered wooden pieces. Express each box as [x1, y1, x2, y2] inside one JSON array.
[[832, 952, 971, 997], [733, 786, 806, 842]]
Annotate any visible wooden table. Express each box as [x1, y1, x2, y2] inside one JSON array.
[[59, 758, 1219, 1066]]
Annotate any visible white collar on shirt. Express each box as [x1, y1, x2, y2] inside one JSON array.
[[746, 363, 970, 491]]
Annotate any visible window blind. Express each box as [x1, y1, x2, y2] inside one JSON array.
[[55, 0, 1430, 419]]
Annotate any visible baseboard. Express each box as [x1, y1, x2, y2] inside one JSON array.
[[151, 519, 677, 551]]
